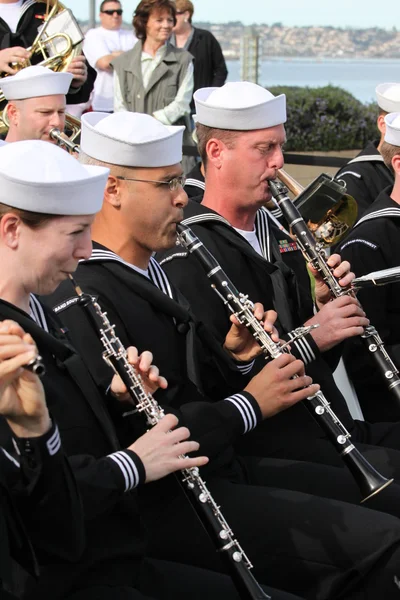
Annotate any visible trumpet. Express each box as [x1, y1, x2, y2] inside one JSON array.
[[49, 113, 81, 154], [175, 222, 393, 503], [269, 177, 400, 409]]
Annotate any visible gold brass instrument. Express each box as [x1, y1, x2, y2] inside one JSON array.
[[276, 168, 358, 246], [0, 0, 84, 133], [49, 113, 81, 153]]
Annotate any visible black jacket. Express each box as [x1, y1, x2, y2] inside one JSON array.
[[0, 0, 96, 105], [157, 200, 356, 457], [0, 298, 147, 598], [0, 421, 83, 598], [338, 188, 400, 421], [185, 27, 227, 111], [47, 243, 263, 467], [335, 140, 394, 218]]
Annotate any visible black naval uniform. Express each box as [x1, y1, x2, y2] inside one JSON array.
[[0, 422, 83, 599], [47, 241, 400, 600], [0, 297, 275, 600], [157, 199, 400, 478], [338, 188, 400, 422], [0, 0, 96, 106], [335, 140, 394, 217]]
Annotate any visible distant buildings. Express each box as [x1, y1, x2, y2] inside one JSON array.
[[79, 20, 400, 60]]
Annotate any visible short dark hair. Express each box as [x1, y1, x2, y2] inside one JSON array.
[[196, 123, 240, 168], [380, 140, 400, 173], [0, 204, 54, 229], [100, 0, 121, 12], [133, 0, 176, 40]]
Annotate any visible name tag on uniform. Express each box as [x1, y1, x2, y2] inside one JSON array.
[[278, 239, 299, 253]]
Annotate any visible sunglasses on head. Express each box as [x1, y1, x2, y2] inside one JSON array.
[[101, 8, 123, 15]]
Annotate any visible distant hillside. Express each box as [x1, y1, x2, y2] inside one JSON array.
[[79, 21, 400, 60]]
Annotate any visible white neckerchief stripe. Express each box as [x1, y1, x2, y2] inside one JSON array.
[[1, 447, 20, 468], [29, 294, 49, 332], [148, 259, 174, 300], [355, 208, 400, 228], [226, 393, 257, 433], [108, 450, 139, 491], [255, 208, 271, 262]]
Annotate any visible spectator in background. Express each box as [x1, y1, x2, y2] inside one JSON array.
[[112, 0, 193, 124], [84, 0, 137, 113], [170, 0, 227, 113]]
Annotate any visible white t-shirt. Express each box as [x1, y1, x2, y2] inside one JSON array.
[[84, 26, 136, 111], [235, 226, 263, 256], [0, 0, 23, 33]]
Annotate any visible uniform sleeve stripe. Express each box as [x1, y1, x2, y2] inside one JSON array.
[[108, 451, 139, 491], [237, 360, 255, 375], [288, 331, 315, 364], [46, 426, 61, 456], [225, 393, 257, 433]]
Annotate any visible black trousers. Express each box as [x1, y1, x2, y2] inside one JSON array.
[[65, 558, 303, 600], [142, 459, 400, 600]]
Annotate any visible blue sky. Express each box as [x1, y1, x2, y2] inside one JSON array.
[[67, 0, 400, 29]]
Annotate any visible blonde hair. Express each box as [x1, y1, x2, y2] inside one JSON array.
[[174, 0, 194, 21]]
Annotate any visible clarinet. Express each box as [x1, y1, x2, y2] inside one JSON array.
[[175, 223, 393, 503], [269, 179, 400, 408], [68, 275, 272, 600]]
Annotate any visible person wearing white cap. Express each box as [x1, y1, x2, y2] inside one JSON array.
[[337, 111, 400, 421], [0, 139, 247, 600], [0, 65, 73, 143], [334, 82, 400, 216], [46, 111, 400, 600]]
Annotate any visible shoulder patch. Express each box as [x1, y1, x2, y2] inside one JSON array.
[[52, 296, 80, 314], [278, 239, 299, 253], [340, 238, 378, 251], [158, 251, 189, 266]]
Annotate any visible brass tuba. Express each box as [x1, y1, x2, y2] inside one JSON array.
[[0, 0, 84, 133], [276, 168, 358, 246]]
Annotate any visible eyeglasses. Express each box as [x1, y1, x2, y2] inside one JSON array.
[[101, 8, 123, 15], [116, 175, 186, 191]]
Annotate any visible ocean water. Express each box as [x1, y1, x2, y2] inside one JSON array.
[[226, 58, 400, 104]]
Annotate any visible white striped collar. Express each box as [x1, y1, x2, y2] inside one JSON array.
[[347, 154, 385, 165], [29, 294, 49, 332], [355, 207, 400, 228], [81, 248, 175, 300], [20, 0, 37, 20], [185, 178, 206, 190]]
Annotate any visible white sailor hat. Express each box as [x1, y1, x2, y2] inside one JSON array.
[[0, 140, 109, 215], [0, 65, 73, 100], [384, 112, 400, 146], [81, 112, 185, 167], [376, 83, 400, 114], [194, 81, 286, 130]]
